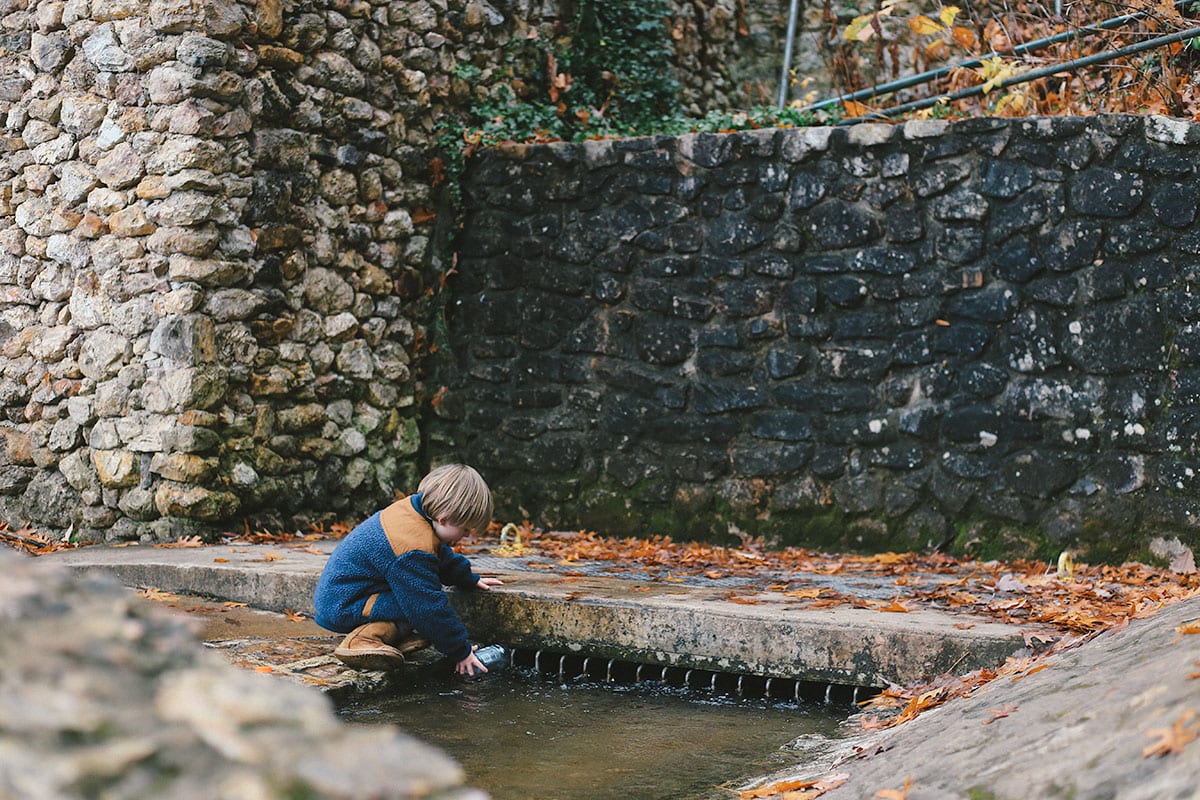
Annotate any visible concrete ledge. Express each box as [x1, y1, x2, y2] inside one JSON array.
[[49, 544, 1035, 688], [451, 571, 1030, 686]]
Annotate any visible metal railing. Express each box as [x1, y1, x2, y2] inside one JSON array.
[[777, 0, 1199, 122]]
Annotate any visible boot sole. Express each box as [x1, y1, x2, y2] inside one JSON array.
[[333, 646, 406, 671]]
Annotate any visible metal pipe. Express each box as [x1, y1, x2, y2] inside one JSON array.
[[558, 654, 567, 681], [778, 0, 803, 109], [606, 658, 615, 682], [824, 684, 833, 704], [841, 23, 1200, 123], [802, 0, 1191, 113]]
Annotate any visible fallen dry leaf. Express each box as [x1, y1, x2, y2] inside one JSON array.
[[739, 772, 847, 799], [872, 600, 911, 613], [1022, 631, 1056, 647], [1173, 620, 1200, 643], [154, 535, 205, 549], [982, 703, 1018, 724], [283, 609, 306, 622], [138, 587, 181, 603], [1142, 710, 1199, 757], [1011, 663, 1051, 682], [875, 775, 914, 800], [213, 557, 229, 563]]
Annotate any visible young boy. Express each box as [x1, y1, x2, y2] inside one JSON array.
[[313, 463, 503, 675]]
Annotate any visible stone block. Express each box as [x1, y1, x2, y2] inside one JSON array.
[[150, 315, 216, 364], [93, 448, 139, 488], [154, 481, 240, 520], [150, 452, 218, 483]]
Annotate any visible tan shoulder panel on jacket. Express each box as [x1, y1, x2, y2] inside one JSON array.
[[379, 498, 437, 557]]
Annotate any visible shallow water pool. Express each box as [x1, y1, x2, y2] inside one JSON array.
[[338, 668, 845, 800]]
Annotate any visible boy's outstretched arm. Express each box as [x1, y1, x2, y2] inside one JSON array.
[[476, 576, 503, 589]]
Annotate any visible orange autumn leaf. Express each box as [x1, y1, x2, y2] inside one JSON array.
[[875, 775, 915, 800], [785, 587, 829, 600], [873, 600, 912, 613], [213, 557, 229, 563], [951, 26, 977, 49], [740, 773, 847, 799], [1174, 620, 1200, 642], [138, 587, 181, 603], [842, 99, 871, 118], [982, 703, 1018, 724], [284, 609, 307, 622], [154, 535, 204, 549], [1011, 663, 1051, 682], [255, 666, 274, 673], [1142, 710, 1199, 757]]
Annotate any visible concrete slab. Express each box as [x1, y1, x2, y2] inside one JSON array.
[[750, 593, 1200, 800], [48, 543, 1038, 688]]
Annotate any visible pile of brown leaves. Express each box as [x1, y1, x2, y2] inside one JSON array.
[[0, 522, 79, 555]]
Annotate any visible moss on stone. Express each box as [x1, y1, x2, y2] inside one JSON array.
[[947, 518, 1058, 562]]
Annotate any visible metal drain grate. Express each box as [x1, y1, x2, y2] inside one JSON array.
[[505, 647, 880, 706]]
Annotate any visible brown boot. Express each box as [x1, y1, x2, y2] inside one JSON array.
[[333, 622, 408, 670], [394, 633, 431, 655]]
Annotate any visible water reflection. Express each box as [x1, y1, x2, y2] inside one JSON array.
[[339, 669, 845, 800]]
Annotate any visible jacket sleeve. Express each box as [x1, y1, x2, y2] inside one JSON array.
[[385, 551, 472, 661], [438, 545, 481, 590]]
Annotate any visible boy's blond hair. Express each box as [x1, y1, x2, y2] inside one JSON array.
[[419, 463, 493, 532]]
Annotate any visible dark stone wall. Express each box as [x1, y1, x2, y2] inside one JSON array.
[[430, 115, 1200, 561]]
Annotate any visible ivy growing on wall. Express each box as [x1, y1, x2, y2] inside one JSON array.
[[454, 0, 683, 144]]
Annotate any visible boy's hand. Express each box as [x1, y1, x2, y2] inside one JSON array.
[[456, 650, 487, 676], [476, 577, 504, 590]]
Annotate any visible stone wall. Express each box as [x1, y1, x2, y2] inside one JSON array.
[[430, 115, 1200, 561], [0, 0, 775, 542]]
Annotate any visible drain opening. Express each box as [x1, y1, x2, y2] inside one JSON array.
[[505, 647, 880, 706]]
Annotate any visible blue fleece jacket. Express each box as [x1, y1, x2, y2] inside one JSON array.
[[312, 494, 481, 661]]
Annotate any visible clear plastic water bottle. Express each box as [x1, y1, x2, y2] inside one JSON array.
[[473, 644, 508, 673]]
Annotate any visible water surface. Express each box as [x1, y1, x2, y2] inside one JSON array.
[[339, 669, 844, 800]]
